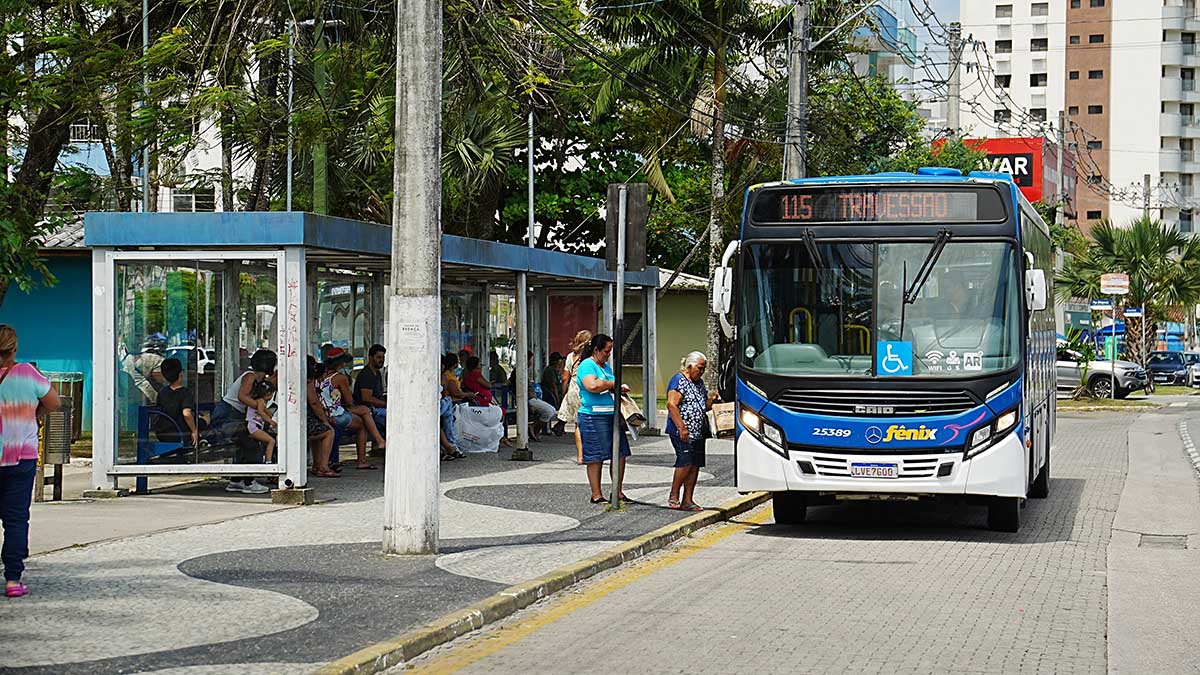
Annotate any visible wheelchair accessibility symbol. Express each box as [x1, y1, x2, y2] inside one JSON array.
[[876, 341, 913, 376]]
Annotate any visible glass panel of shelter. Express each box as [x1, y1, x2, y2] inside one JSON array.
[[114, 259, 282, 467]]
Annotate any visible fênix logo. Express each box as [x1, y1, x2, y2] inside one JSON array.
[[883, 425, 937, 442], [866, 424, 938, 444]]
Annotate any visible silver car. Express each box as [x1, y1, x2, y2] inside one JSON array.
[[1056, 346, 1148, 399], [1184, 352, 1200, 387]]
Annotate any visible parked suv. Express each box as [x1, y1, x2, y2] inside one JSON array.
[[1148, 351, 1188, 386], [1056, 346, 1148, 399]]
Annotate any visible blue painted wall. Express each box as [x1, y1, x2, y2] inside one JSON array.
[[0, 256, 94, 430]]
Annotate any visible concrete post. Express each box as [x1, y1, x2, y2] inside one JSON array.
[[383, 0, 441, 555], [91, 249, 117, 489], [642, 286, 658, 433], [281, 247, 307, 489], [221, 263, 242, 394], [513, 272, 532, 459]]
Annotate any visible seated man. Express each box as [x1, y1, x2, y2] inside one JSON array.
[[510, 351, 558, 441], [154, 357, 203, 447], [355, 343, 388, 436]]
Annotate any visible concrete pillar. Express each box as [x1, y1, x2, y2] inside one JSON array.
[[513, 272, 531, 457], [91, 249, 117, 489], [642, 286, 658, 433], [280, 247, 308, 489], [220, 263, 242, 394]]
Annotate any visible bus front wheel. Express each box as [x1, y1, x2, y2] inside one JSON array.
[[987, 496, 1021, 532], [772, 492, 807, 525]]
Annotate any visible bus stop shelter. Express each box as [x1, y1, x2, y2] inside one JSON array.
[[84, 212, 661, 492]]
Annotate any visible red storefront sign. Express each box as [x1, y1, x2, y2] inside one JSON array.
[[933, 137, 1078, 216]]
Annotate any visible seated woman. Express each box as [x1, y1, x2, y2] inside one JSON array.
[[319, 348, 384, 470], [461, 355, 512, 447]]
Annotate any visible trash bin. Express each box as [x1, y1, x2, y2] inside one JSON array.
[[43, 372, 84, 441], [41, 396, 74, 465]]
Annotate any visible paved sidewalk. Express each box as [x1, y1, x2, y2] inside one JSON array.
[[1107, 412, 1200, 675], [2, 431, 738, 674]]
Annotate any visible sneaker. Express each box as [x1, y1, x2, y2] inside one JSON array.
[[226, 481, 247, 493], [241, 480, 271, 494]]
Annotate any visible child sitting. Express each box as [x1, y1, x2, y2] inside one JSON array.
[[246, 378, 278, 463]]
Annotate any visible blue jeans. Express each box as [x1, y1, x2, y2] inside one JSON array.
[[440, 396, 458, 447], [370, 406, 386, 437], [1, 460, 36, 582]]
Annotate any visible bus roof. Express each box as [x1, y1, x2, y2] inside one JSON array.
[[745, 168, 1018, 194]]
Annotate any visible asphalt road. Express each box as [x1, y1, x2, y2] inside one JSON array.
[[403, 411, 1200, 675]]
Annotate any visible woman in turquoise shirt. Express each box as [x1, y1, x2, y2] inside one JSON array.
[[576, 334, 631, 504]]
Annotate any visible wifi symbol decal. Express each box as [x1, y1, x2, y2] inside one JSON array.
[[926, 350, 945, 365]]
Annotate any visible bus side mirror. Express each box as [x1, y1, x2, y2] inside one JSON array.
[[1026, 269, 1048, 312], [712, 267, 730, 315]]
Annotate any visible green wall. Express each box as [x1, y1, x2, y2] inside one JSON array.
[[619, 290, 709, 399]]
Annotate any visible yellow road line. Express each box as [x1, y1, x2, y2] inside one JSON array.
[[408, 505, 774, 675]]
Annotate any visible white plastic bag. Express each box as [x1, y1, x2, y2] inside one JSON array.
[[455, 404, 505, 453]]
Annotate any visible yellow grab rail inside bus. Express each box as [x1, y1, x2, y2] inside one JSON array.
[[788, 307, 813, 343]]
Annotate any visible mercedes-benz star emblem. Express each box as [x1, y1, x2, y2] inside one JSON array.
[[865, 426, 884, 445]]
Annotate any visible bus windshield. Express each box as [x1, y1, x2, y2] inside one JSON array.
[[738, 240, 1021, 378]]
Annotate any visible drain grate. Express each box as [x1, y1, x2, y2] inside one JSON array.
[[1139, 534, 1189, 550]]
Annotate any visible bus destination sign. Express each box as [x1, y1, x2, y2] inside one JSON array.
[[751, 186, 1004, 224]]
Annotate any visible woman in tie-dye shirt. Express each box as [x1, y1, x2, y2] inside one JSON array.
[[0, 325, 60, 598]]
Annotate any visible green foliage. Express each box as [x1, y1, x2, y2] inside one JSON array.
[[1057, 217, 1200, 363], [881, 137, 989, 175]]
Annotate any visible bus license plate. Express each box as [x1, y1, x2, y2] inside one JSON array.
[[850, 463, 898, 479]]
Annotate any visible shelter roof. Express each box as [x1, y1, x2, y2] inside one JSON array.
[[83, 212, 659, 288]]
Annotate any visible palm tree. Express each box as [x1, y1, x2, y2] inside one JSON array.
[[1056, 217, 1200, 364], [588, 0, 789, 385]]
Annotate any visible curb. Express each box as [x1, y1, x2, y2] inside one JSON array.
[[1179, 419, 1200, 477], [312, 490, 771, 675]]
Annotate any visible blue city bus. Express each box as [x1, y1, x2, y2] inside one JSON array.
[[711, 167, 1056, 532]]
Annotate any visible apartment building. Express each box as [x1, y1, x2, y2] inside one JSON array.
[[958, 0, 1200, 234], [957, 0, 1066, 142]]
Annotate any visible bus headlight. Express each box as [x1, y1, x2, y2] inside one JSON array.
[[739, 407, 788, 457], [965, 407, 1020, 460], [741, 408, 761, 433]]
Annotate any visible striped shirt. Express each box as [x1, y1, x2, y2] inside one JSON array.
[[0, 363, 51, 466]]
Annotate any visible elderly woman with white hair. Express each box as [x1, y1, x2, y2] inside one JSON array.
[[666, 351, 718, 511]]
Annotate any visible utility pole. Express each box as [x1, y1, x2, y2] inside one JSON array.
[[286, 20, 294, 211], [383, 0, 442, 555], [788, 1, 884, 178], [611, 185, 628, 509], [784, 0, 809, 179], [1056, 111, 1066, 226], [511, 103, 535, 462], [313, 24, 329, 215], [1143, 173, 1151, 219], [142, 0, 150, 212], [947, 22, 962, 136]]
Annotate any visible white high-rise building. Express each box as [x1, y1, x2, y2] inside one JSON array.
[[957, 0, 1065, 141], [956, 0, 1200, 234]]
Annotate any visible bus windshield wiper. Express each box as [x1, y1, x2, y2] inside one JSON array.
[[801, 229, 822, 269], [898, 229, 952, 340]]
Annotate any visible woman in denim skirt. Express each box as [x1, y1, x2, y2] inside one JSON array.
[[576, 334, 630, 504], [666, 351, 717, 511]]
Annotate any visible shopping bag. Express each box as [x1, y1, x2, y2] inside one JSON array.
[[711, 402, 735, 436], [455, 404, 505, 453], [620, 395, 646, 428]]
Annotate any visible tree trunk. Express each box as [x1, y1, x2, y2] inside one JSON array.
[[221, 102, 234, 210], [249, 48, 279, 211], [704, 46, 728, 392], [0, 279, 9, 310], [15, 106, 72, 205], [96, 103, 132, 211]]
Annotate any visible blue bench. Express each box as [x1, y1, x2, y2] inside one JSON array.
[[134, 402, 220, 493]]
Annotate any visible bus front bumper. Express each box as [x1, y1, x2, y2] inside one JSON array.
[[736, 431, 1027, 498]]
